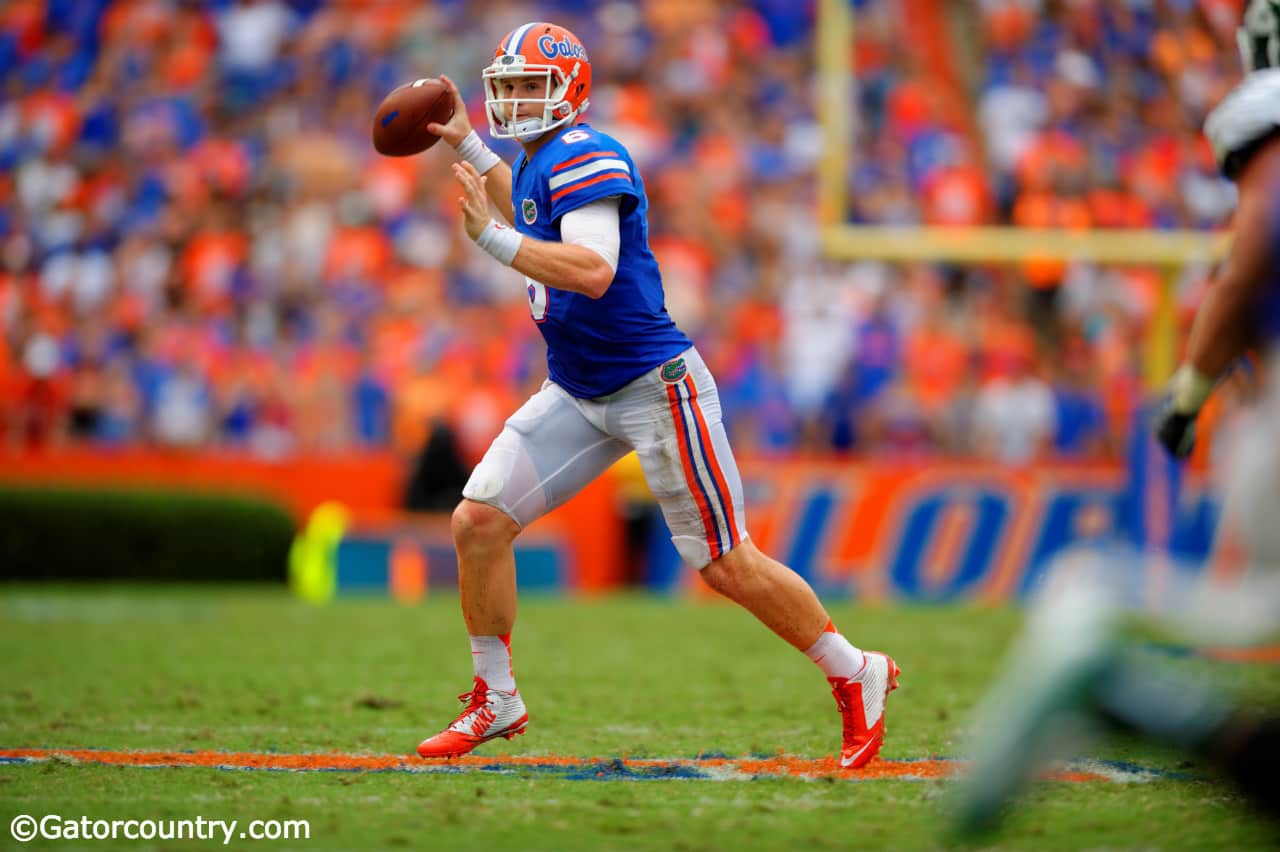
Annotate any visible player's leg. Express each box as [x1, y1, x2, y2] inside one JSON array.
[[418, 383, 630, 758], [950, 592, 1280, 835], [623, 350, 838, 647], [456, 383, 628, 631], [701, 541, 899, 768], [624, 348, 899, 768], [452, 501, 520, 636], [700, 538, 829, 649]]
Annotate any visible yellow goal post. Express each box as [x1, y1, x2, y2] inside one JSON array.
[[815, 0, 1231, 390]]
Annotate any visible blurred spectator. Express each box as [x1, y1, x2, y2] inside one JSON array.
[[1049, 331, 1110, 458], [152, 357, 212, 447], [402, 419, 469, 512], [973, 348, 1057, 464]]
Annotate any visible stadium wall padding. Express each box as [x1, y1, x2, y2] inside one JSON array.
[[317, 453, 1227, 602], [0, 449, 404, 518], [0, 449, 622, 589], [0, 450, 1229, 598]]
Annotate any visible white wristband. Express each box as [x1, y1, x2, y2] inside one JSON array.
[[1171, 363, 1215, 414], [475, 219, 523, 266], [457, 130, 501, 175]]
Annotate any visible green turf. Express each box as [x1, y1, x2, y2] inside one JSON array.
[[1, 585, 1278, 850]]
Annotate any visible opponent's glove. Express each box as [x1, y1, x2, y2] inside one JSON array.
[[1154, 404, 1197, 458], [1154, 364, 1214, 459]]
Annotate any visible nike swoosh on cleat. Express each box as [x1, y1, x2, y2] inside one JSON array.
[[841, 736, 881, 768]]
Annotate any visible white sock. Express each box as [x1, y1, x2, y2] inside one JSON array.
[[804, 622, 866, 681], [470, 633, 516, 693]]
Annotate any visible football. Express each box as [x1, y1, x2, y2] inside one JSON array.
[[371, 77, 454, 157]]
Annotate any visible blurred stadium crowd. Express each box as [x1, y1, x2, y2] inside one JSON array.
[[0, 0, 1243, 465]]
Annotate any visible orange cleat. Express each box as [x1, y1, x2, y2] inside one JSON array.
[[416, 677, 528, 759], [830, 651, 901, 769]]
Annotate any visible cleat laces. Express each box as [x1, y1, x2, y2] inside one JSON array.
[[832, 680, 861, 742], [449, 678, 498, 736]]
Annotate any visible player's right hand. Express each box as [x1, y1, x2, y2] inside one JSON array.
[[1154, 398, 1197, 459], [426, 74, 472, 149]]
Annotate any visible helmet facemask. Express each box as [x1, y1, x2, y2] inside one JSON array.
[[482, 57, 587, 141]]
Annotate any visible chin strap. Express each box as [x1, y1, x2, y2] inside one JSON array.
[[511, 117, 550, 139]]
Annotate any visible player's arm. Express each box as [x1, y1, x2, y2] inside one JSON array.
[[509, 238, 614, 299], [427, 75, 516, 226], [1184, 139, 1280, 375], [453, 162, 617, 299], [1156, 136, 1280, 457]]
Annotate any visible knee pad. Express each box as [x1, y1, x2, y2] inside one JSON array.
[[462, 438, 542, 529]]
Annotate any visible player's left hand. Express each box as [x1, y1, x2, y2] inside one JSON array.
[[453, 161, 489, 241]]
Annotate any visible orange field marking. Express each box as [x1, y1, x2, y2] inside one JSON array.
[[1197, 645, 1280, 664], [0, 748, 1130, 783]]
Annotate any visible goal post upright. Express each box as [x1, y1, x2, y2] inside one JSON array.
[[817, 0, 852, 229]]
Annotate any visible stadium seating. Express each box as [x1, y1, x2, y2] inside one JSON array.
[[0, 0, 1240, 467]]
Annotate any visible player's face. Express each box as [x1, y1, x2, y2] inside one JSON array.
[[499, 75, 548, 120]]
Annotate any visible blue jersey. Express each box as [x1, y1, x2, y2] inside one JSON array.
[[510, 123, 691, 399]]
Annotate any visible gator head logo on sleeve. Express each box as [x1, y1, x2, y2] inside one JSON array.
[[522, 198, 537, 224], [660, 357, 688, 384]]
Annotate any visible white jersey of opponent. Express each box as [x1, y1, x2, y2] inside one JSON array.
[[1204, 70, 1280, 574], [1204, 68, 1280, 178], [1220, 349, 1280, 574]]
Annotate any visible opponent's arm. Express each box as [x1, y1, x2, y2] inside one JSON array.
[[1183, 139, 1280, 376], [427, 75, 515, 226], [1156, 137, 1280, 457], [454, 161, 617, 299]]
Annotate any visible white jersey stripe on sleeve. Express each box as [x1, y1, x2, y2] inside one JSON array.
[[547, 158, 630, 190]]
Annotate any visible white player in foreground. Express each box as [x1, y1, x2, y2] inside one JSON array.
[[951, 0, 1280, 834]]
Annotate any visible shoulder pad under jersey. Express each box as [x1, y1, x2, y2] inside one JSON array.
[[1204, 68, 1280, 179]]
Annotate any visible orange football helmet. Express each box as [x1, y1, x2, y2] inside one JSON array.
[[483, 22, 592, 141]]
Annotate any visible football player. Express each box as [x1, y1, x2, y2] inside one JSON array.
[[413, 23, 900, 767], [1154, 0, 1280, 458], [952, 0, 1280, 834]]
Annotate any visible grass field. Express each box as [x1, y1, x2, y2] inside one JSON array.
[[2, 585, 1278, 850]]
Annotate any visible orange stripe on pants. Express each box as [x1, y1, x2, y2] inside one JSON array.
[[665, 382, 722, 560], [681, 376, 738, 548]]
